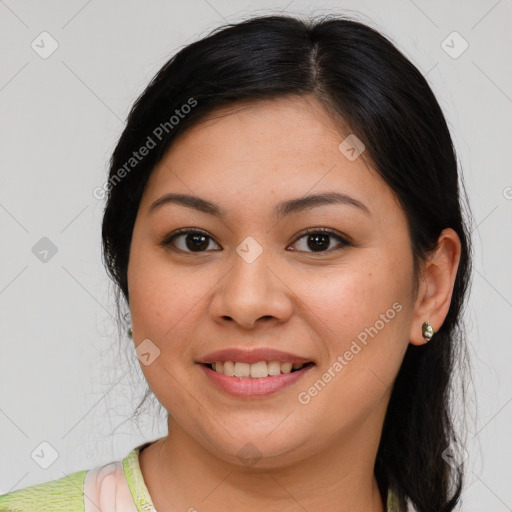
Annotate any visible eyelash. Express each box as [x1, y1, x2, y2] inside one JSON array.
[[160, 227, 352, 255]]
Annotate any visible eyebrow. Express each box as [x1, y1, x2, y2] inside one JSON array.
[[148, 191, 370, 218]]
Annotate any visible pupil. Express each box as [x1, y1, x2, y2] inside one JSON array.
[[186, 234, 208, 251], [308, 234, 329, 251]]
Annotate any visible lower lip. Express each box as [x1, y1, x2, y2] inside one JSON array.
[[199, 363, 314, 398]]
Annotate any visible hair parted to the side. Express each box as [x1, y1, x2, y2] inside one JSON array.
[[101, 14, 473, 512]]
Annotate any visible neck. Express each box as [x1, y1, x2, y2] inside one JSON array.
[[139, 409, 388, 512]]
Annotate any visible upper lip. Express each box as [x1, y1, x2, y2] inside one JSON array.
[[197, 348, 314, 365]]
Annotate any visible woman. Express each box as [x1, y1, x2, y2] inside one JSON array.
[[0, 13, 472, 512]]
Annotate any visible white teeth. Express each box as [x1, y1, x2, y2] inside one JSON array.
[[281, 362, 292, 374], [223, 361, 235, 376], [267, 361, 281, 376], [250, 361, 268, 378], [233, 362, 251, 378], [209, 360, 306, 378]]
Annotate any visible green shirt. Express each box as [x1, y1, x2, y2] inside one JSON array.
[[0, 443, 400, 511]]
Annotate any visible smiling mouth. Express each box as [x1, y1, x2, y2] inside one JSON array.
[[203, 361, 315, 379]]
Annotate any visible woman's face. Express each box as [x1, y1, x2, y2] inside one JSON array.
[[127, 95, 420, 467]]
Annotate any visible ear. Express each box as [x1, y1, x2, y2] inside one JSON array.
[[409, 228, 462, 346]]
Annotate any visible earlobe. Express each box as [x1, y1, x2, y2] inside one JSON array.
[[409, 228, 462, 346]]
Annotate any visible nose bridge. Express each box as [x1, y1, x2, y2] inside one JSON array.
[[233, 239, 272, 294], [211, 237, 292, 328]]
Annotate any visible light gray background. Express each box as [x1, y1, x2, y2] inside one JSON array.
[[0, 1, 511, 510]]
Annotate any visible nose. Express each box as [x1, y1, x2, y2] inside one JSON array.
[[209, 247, 293, 330]]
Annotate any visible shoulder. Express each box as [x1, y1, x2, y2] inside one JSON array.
[[0, 469, 88, 512], [0, 444, 149, 512]]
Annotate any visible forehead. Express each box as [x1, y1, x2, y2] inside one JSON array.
[[171, 95, 351, 160], [139, 95, 398, 221]]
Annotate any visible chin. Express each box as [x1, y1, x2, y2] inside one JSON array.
[[196, 424, 313, 469]]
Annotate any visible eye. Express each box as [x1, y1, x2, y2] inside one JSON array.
[[160, 227, 351, 254], [161, 228, 221, 253], [289, 228, 351, 253]]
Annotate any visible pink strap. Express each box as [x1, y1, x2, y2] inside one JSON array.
[[83, 460, 139, 512]]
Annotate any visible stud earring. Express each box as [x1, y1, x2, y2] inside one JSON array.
[[128, 327, 132, 338], [422, 322, 434, 342]]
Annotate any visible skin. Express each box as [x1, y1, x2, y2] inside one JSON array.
[[127, 94, 461, 511]]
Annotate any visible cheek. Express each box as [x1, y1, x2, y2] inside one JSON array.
[[127, 258, 203, 407], [294, 276, 409, 426], [292, 258, 412, 393], [128, 245, 195, 331], [294, 261, 405, 341], [127, 254, 223, 371]]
